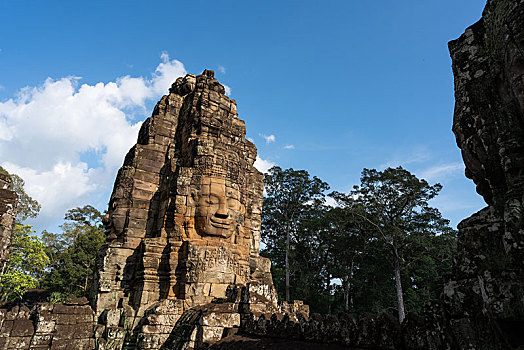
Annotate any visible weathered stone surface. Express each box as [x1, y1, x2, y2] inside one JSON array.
[[7, 8, 524, 343], [445, 0, 524, 348], [90, 69, 289, 349], [0, 301, 96, 350], [0, 173, 17, 269]]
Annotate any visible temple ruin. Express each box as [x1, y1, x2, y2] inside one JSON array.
[[0, 0, 522, 348]]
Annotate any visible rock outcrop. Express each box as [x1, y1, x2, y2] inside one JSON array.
[[445, 0, 524, 348]]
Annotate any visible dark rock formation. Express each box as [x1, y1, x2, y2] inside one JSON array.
[[445, 0, 524, 347]]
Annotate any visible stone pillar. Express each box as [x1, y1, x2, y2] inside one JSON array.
[[0, 173, 17, 270]]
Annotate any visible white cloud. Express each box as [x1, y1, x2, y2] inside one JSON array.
[[0, 53, 187, 230], [262, 134, 276, 143], [283, 144, 295, 149], [3, 161, 98, 220], [380, 147, 432, 169], [224, 85, 231, 96], [217, 65, 226, 74], [325, 196, 338, 207], [417, 163, 464, 183], [254, 156, 275, 173]]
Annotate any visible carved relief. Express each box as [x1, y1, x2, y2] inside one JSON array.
[[192, 172, 245, 239]]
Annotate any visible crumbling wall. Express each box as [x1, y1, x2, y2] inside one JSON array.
[[0, 297, 96, 350]]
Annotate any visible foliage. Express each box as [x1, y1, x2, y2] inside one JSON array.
[[262, 166, 329, 303], [261, 166, 457, 317], [41, 205, 105, 302], [0, 165, 41, 222], [331, 167, 454, 322], [0, 224, 50, 301]]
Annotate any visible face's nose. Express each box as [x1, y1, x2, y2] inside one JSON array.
[[102, 213, 110, 226], [214, 197, 229, 219]]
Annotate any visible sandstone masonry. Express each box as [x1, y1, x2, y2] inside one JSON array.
[[0, 173, 16, 269], [92, 69, 307, 349]]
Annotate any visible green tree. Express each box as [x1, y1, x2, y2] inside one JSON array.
[[401, 228, 456, 313], [0, 166, 40, 222], [324, 205, 373, 312], [290, 203, 335, 312], [0, 224, 50, 301], [335, 167, 453, 322], [41, 205, 105, 302], [262, 166, 329, 302]]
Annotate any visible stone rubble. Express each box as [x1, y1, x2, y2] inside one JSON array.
[[0, 295, 96, 350]]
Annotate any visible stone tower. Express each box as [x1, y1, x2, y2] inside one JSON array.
[[93, 70, 289, 348]]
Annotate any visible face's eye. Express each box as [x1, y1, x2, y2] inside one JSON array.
[[227, 198, 240, 210], [206, 195, 220, 205]]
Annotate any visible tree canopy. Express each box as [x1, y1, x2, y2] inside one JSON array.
[[0, 224, 49, 301], [41, 205, 105, 302], [261, 166, 456, 318], [0, 166, 40, 222], [335, 167, 454, 322], [262, 166, 329, 302]]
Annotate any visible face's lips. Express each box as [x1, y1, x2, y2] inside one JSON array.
[[210, 216, 232, 229]]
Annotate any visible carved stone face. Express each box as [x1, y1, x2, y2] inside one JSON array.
[[194, 176, 244, 238]]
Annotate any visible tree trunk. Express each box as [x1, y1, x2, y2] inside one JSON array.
[[344, 260, 355, 311], [285, 227, 290, 302], [326, 272, 331, 314], [393, 247, 406, 323], [343, 276, 349, 311]]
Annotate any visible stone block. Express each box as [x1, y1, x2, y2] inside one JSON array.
[[29, 334, 52, 347], [0, 320, 13, 337], [201, 326, 225, 343], [11, 319, 34, 337], [202, 312, 240, 328], [53, 324, 76, 339], [35, 319, 55, 334], [50, 339, 92, 350], [74, 324, 94, 339], [7, 336, 31, 349]]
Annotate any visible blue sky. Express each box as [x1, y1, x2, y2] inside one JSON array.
[[0, 0, 487, 232]]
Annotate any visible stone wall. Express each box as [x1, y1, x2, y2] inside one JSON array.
[[0, 296, 96, 350]]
